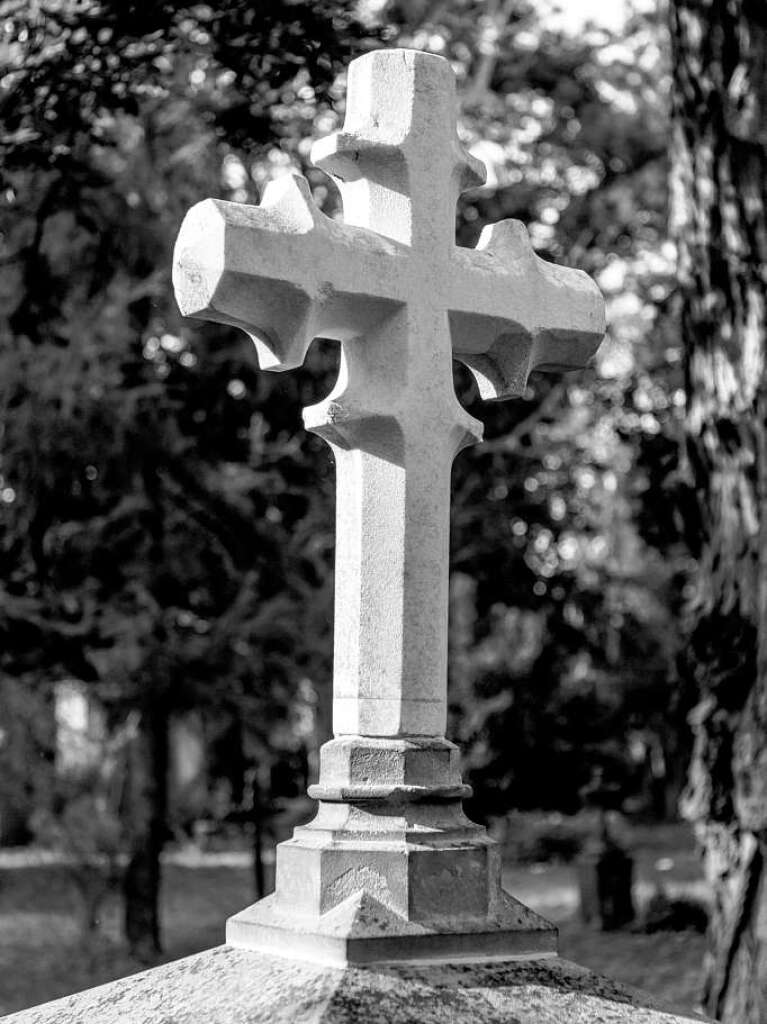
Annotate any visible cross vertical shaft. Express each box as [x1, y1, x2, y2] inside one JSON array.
[[312, 49, 484, 251], [308, 49, 483, 739], [307, 305, 479, 737]]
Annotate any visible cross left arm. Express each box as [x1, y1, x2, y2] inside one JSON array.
[[173, 175, 406, 373]]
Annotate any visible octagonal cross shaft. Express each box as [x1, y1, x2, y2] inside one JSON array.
[[173, 48, 605, 742]]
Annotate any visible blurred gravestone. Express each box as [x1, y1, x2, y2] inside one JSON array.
[[7, 48, 701, 1024], [168, 712, 207, 828], [577, 768, 636, 930], [54, 681, 107, 775]]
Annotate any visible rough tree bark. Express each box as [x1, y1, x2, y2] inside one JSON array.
[[670, 1, 767, 1020]]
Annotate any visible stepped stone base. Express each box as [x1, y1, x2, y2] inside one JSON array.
[[6, 945, 706, 1023], [226, 888, 556, 965], [226, 735, 558, 966]]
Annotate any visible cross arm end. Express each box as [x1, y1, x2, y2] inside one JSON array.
[[173, 197, 227, 322], [172, 179, 328, 372]]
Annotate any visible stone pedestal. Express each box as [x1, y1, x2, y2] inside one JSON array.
[[226, 736, 555, 965]]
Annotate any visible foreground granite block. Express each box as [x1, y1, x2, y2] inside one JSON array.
[[5, 945, 706, 1024]]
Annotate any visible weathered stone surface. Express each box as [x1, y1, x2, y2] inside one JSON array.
[[5, 946, 706, 1024]]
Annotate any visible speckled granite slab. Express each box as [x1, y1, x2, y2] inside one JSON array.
[[3, 945, 708, 1024]]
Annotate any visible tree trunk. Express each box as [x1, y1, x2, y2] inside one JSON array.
[[122, 706, 168, 961], [251, 768, 266, 901], [670, 2, 767, 1020]]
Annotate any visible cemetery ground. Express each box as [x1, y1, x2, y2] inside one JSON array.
[[0, 820, 707, 1018]]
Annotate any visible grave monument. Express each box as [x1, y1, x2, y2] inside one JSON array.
[[9, 48, 703, 1024]]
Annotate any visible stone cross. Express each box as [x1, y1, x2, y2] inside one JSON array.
[[175, 48, 603, 742], [174, 48, 604, 965]]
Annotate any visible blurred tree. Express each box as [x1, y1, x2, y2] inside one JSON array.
[[670, 1, 767, 1020]]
